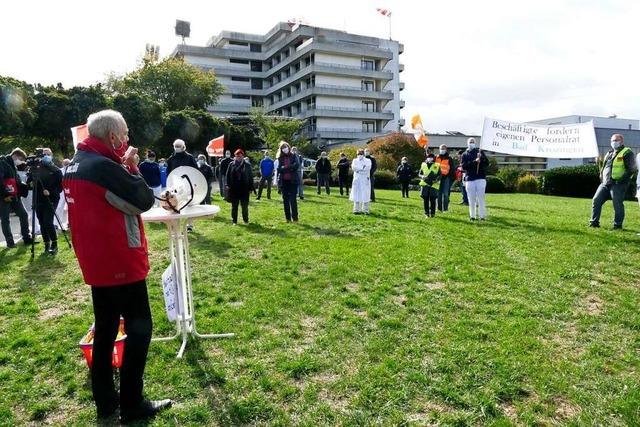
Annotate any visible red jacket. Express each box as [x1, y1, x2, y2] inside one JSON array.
[[63, 136, 154, 286]]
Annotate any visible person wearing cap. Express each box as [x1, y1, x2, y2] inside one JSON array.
[[396, 157, 413, 198], [350, 149, 372, 214], [166, 139, 197, 175], [196, 154, 215, 205], [589, 133, 637, 229], [225, 149, 253, 224], [257, 151, 275, 200], [419, 152, 441, 217], [461, 137, 489, 221], [276, 141, 300, 222], [336, 152, 350, 196], [435, 144, 456, 212], [315, 151, 332, 195], [139, 150, 162, 207]]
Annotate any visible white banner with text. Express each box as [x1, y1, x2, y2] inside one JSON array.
[[480, 118, 598, 158]]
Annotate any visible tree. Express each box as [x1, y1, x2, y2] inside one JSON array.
[[0, 76, 37, 137], [367, 132, 425, 172], [108, 58, 224, 111], [113, 93, 163, 149], [65, 84, 111, 125], [249, 107, 305, 149], [31, 87, 74, 156]]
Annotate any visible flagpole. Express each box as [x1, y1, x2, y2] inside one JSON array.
[[388, 15, 392, 40]]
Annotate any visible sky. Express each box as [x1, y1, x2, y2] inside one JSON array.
[[2, 0, 638, 134]]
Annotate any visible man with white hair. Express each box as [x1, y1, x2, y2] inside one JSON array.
[[63, 109, 172, 422], [166, 139, 197, 175]]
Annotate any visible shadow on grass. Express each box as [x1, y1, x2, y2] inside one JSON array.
[[295, 222, 352, 238], [190, 234, 234, 257], [244, 222, 288, 237]]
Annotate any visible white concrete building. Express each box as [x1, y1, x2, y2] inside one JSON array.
[[172, 22, 404, 147]]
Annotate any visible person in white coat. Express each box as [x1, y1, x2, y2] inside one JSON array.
[[350, 149, 372, 214], [55, 158, 70, 230]]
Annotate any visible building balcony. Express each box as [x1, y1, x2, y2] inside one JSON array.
[[399, 82, 405, 91], [399, 63, 405, 72], [223, 85, 263, 96], [296, 107, 394, 120], [399, 43, 404, 54], [266, 86, 394, 112], [209, 103, 251, 114], [399, 118, 406, 127], [399, 100, 405, 108], [301, 127, 382, 140]]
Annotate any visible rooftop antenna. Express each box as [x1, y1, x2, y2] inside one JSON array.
[[175, 20, 191, 44], [144, 44, 160, 62]]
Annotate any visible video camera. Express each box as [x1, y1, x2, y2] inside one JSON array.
[[25, 148, 45, 167]]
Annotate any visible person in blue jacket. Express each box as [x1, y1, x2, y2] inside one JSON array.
[[138, 150, 162, 205], [257, 151, 275, 200]]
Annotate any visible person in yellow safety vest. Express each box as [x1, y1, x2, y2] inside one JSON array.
[[589, 133, 637, 229], [419, 152, 441, 217]]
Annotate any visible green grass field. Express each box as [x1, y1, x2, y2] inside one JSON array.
[[1, 188, 639, 426]]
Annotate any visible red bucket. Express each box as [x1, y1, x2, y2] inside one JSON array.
[[79, 318, 127, 369]]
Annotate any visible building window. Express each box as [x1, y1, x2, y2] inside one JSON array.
[[362, 101, 375, 112], [232, 94, 251, 99], [250, 43, 262, 52], [232, 77, 250, 82], [229, 40, 249, 46], [229, 58, 249, 64], [252, 97, 263, 107], [361, 59, 375, 70], [306, 96, 316, 109], [305, 76, 315, 88], [362, 121, 375, 132], [251, 79, 263, 90], [362, 80, 374, 91], [250, 61, 262, 72]]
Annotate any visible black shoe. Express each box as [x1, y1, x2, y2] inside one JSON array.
[[120, 399, 172, 424], [6, 242, 17, 249], [43, 242, 50, 254], [96, 401, 119, 419], [186, 225, 194, 232], [589, 222, 600, 228], [49, 241, 58, 255], [470, 217, 477, 221], [23, 237, 34, 245], [613, 224, 622, 230]]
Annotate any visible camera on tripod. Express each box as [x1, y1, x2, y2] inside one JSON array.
[[25, 148, 45, 167]]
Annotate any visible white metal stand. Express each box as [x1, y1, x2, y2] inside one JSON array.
[[142, 205, 234, 358]]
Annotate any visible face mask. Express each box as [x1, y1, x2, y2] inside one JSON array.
[[42, 155, 53, 164], [364, 152, 370, 157], [282, 148, 290, 154], [439, 150, 446, 155], [321, 155, 327, 159], [174, 147, 184, 153], [197, 160, 205, 166], [225, 153, 231, 158], [402, 160, 407, 164], [611, 140, 622, 150], [427, 158, 434, 164], [468, 143, 476, 150], [358, 154, 364, 159], [13, 158, 24, 167], [114, 139, 128, 158], [159, 162, 165, 167]]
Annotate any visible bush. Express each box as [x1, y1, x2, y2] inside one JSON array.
[[516, 174, 539, 193], [485, 176, 507, 193], [373, 170, 398, 189], [496, 167, 526, 192], [540, 165, 600, 198]]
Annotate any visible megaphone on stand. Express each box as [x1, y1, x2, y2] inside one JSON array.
[[158, 166, 208, 213]]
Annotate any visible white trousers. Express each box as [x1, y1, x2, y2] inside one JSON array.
[[55, 192, 68, 229], [465, 179, 487, 219], [353, 202, 369, 213], [151, 185, 162, 207]]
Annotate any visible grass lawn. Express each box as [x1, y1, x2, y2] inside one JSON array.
[[1, 188, 639, 426]]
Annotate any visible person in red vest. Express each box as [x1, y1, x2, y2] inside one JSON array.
[[435, 144, 456, 212], [63, 110, 172, 423]]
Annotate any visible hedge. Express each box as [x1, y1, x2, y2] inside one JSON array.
[[540, 165, 600, 198], [485, 176, 507, 193]]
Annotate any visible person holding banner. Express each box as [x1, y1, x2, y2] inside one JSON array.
[[589, 134, 637, 229], [461, 138, 489, 221]]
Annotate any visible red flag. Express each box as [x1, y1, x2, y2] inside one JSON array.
[[376, 8, 392, 17], [206, 135, 225, 157], [71, 124, 89, 150]]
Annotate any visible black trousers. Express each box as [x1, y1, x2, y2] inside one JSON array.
[[338, 175, 349, 195], [35, 197, 58, 243], [257, 175, 273, 199], [281, 181, 299, 221], [231, 194, 249, 223], [421, 186, 438, 216], [90, 280, 152, 414], [0, 196, 30, 245], [370, 176, 376, 201], [400, 181, 410, 197]]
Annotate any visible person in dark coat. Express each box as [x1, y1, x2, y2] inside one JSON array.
[[315, 151, 332, 195], [225, 149, 253, 224], [27, 148, 62, 254], [276, 141, 300, 222], [196, 154, 215, 205], [166, 139, 197, 175], [218, 150, 232, 198], [336, 152, 350, 196], [396, 157, 413, 198], [138, 150, 162, 205], [0, 148, 33, 248], [365, 149, 377, 201]]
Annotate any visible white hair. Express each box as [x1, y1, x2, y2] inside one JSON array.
[[467, 137, 476, 144], [173, 139, 186, 149], [87, 110, 126, 140]]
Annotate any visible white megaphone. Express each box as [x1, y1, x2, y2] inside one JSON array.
[[159, 166, 208, 213]]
